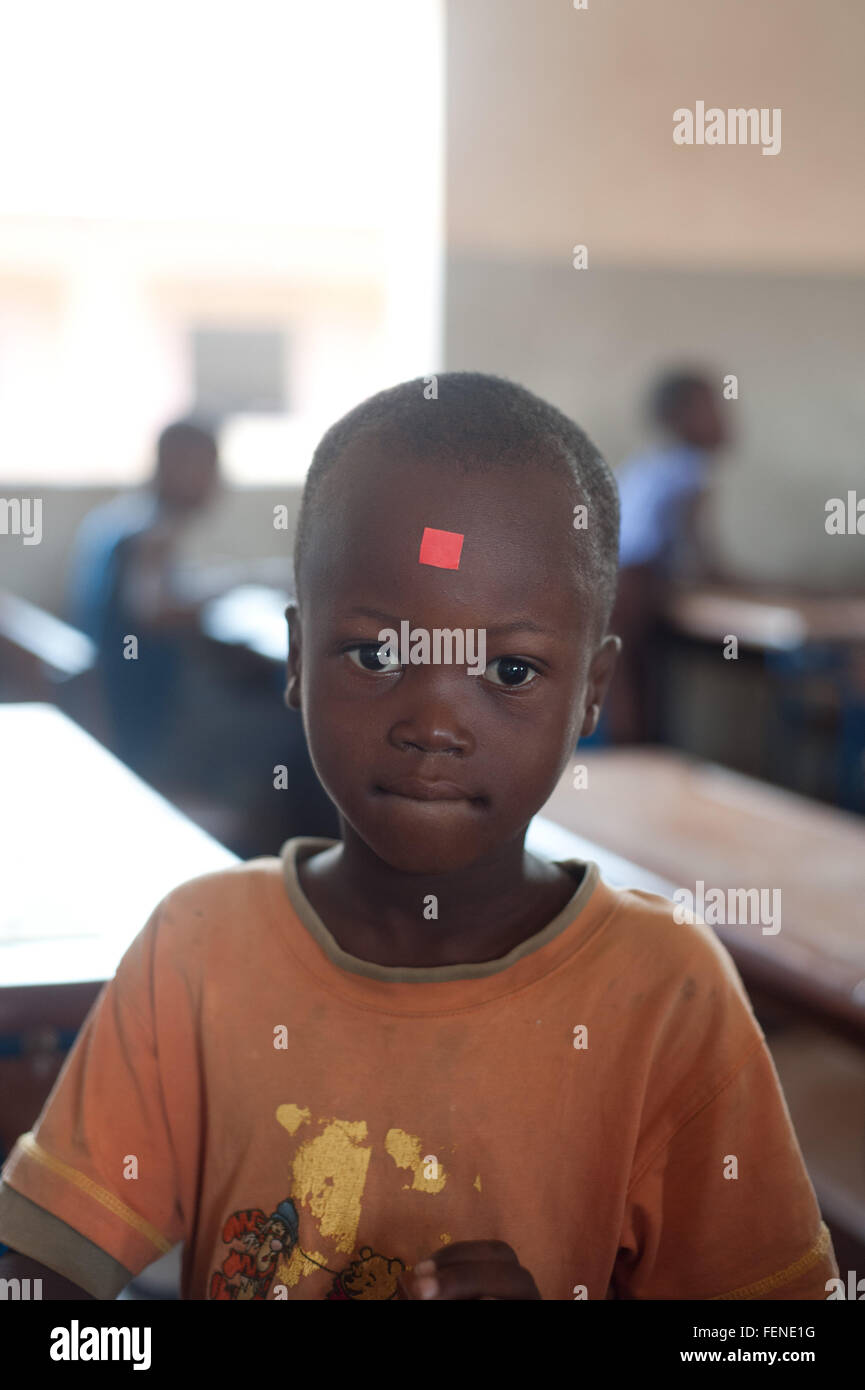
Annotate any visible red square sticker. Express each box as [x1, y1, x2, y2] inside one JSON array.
[[419, 526, 464, 569]]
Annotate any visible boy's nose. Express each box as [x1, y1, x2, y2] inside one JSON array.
[[388, 721, 474, 757], [388, 704, 475, 758], [386, 665, 479, 755]]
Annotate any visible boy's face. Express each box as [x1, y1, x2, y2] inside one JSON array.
[[156, 441, 220, 512], [672, 384, 728, 452], [286, 436, 618, 875]]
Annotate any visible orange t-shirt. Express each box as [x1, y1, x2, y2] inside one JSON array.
[[0, 837, 837, 1301]]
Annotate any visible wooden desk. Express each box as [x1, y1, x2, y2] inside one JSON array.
[[200, 584, 290, 664], [0, 590, 96, 679], [0, 590, 111, 742], [0, 703, 238, 1153], [0, 589, 96, 696], [541, 747, 865, 1043], [0, 704, 237, 997], [666, 586, 865, 652]]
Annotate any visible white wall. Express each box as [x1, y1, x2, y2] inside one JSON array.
[[446, 0, 865, 271], [443, 0, 865, 586], [445, 258, 865, 585]]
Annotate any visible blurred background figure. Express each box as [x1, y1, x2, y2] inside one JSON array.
[[66, 415, 340, 854], [603, 370, 731, 744], [68, 419, 220, 782], [618, 370, 730, 582]]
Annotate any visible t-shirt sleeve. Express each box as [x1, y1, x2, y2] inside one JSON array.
[[0, 903, 190, 1297], [613, 1033, 838, 1300]]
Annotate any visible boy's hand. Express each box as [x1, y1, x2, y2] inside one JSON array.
[[397, 1241, 541, 1300]]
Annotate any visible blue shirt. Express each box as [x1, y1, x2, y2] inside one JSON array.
[[68, 492, 159, 642], [67, 492, 182, 768], [615, 443, 710, 575]]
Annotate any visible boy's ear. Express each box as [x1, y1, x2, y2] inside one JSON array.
[[580, 634, 621, 738], [284, 602, 302, 711]]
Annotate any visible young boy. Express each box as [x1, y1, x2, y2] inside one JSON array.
[[0, 373, 836, 1300]]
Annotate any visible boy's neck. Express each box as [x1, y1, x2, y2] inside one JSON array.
[[296, 832, 579, 969]]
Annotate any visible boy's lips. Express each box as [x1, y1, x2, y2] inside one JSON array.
[[376, 775, 481, 802]]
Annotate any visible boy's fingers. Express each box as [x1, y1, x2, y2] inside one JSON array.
[[423, 1240, 518, 1269], [407, 1258, 539, 1301], [398, 1241, 529, 1298]]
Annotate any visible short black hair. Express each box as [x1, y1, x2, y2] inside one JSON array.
[[648, 370, 712, 427], [156, 418, 219, 466], [293, 371, 620, 630]]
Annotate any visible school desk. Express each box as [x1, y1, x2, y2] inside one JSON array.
[[0, 703, 237, 1150], [0, 588, 105, 736], [200, 583, 290, 664], [540, 747, 865, 1046], [664, 585, 865, 651], [662, 586, 865, 811], [0, 702, 238, 990], [0, 590, 96, 683]]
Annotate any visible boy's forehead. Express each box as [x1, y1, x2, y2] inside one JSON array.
[[304, 439, 595, 620]]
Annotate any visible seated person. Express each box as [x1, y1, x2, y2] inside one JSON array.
[[604, 369, 730, 743], [67, 419, 220, 780]]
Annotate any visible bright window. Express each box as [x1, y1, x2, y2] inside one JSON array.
[[0, 0, 443, 484]]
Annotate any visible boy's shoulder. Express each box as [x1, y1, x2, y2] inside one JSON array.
[[165, 853, 287, 914], [588, 875, 763, 1047], [162, 853, 285, 904], [587, 872, 749, 988], [590, 878, 768, 1144], [129, 855, 288, 963]]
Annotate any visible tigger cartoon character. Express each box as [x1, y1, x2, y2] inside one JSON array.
[[326, 1246, 406, 1301], [209, 1200, 299, 1300]]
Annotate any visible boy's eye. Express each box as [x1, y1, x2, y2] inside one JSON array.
[[346, 642, 402, 673], [484, 657, 538, 687]]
